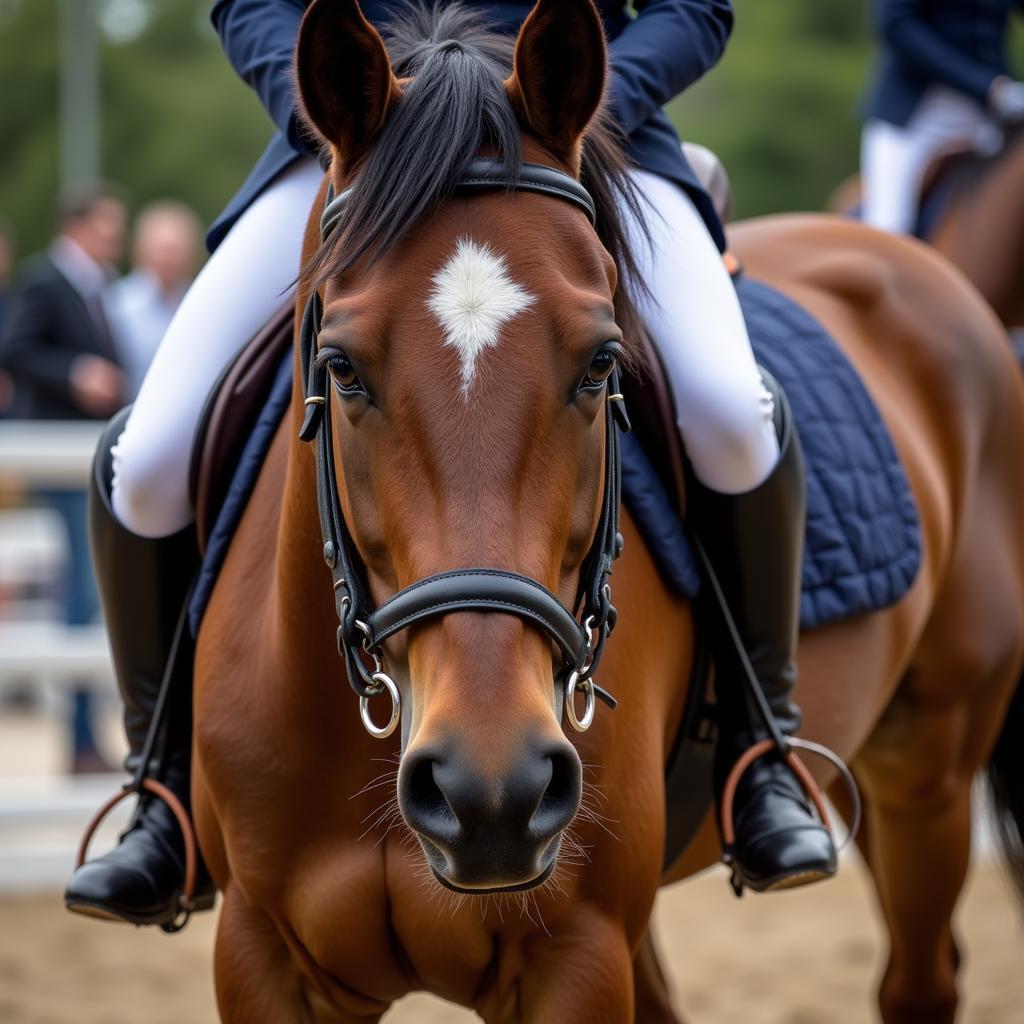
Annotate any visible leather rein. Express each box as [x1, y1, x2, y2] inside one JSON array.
[[297, 158, 631, 738]]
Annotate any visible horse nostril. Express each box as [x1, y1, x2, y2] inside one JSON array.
[[529, 745, 582, 841], [399, 750, 460, 844], [399, 741, 581, 854]]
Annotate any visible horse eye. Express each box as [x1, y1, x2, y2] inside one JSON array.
[[580, 347, 619, 391], [326, 353, 363, 395]]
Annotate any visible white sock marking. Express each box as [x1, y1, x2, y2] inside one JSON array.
[[427, 238, 536, 395]]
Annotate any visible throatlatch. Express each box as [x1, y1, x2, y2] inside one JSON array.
[[299, 160, 631, 738]]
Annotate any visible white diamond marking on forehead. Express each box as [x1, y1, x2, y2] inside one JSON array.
[[427, 237, 537, 396]]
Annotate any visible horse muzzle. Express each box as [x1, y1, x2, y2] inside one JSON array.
[[397, 735, 582, 892]]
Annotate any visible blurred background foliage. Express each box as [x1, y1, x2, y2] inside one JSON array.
[[669, 2, 871, 218], [0, 0, 1021, 264]]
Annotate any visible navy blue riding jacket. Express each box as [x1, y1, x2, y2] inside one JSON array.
[[207, 0, 732, 252], [864, 0, 1023, 126]]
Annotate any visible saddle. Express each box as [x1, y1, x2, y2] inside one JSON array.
[[851, 134, 1013, 240], [190, 304, 294, 552]]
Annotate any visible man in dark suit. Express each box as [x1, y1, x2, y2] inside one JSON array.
[[0, 185, 128, 773], [862, 0, 1024, 233], [1, 187, 126, 419]]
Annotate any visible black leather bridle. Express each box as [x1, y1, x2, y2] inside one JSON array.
[[298, 158, 631, 738]]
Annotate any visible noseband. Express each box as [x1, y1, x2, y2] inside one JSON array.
[[298, 158, 630, 738]]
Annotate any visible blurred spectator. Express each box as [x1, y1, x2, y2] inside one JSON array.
[[861, 0, 1021, 234], [0, 185, 126, 419], [0, 183, 129, 774], [105, 201, 203, 397]]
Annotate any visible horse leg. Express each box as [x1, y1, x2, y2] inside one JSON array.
[[828, 767, 872, 869], [214, 884, 315, 1022], [858, 707, 973, 1024], [633, 927, 684, 1024], [510, 910, 635, 1023], [215, 884, 382, 1024], [858, 653, 1021, 1021]]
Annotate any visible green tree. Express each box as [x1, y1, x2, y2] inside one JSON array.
[[667, 0, 871, 219], [0, 0, 270, 262]]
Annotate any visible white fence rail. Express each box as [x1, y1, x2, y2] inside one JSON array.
[[0, 423, 119, 889], [0, 420, 103, 488], [0, 772, 129, 893], [0, 421, 113, 690], [0, 622, 113, 692]]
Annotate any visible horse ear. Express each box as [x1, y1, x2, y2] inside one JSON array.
[[505, 0, 607, 166], [295, 0, 402, 168]]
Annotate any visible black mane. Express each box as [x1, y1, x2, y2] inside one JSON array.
[[303, 1, 649, 352]]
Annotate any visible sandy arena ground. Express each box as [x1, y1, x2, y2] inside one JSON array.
[[0, 859, 1021, 1023], [1, 708, 1021, 1021]]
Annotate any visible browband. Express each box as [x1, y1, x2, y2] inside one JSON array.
[[320, 158, 598, 240]]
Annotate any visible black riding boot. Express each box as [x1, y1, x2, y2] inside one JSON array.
[[64, 409, 214, 927], [694, 375, 836, 895]]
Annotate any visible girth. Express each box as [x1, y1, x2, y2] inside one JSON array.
[[298, 158, 630, 736]]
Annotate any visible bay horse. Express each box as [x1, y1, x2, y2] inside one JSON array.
[[829, 127, 1024, 328], [193, 2, 1024, 1021], [927, 127, 1024, 328]]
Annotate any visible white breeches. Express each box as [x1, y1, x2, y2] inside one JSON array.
[[111, 158, 325, 537], [623, 169, 779, 494], [112, 160, 778, 538], [861, 85, 1001, 234]]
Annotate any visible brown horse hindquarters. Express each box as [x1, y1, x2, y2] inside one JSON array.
[[729, 215, 1024, 756], [729, 214, 1024, 1023], [828, 133, 1024, 330], [662, 212, 1021, 863]]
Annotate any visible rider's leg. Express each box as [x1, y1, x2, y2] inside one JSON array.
[[64, 409, 213, 925], [622, 169, 835, 892], [64, 157, 323, 926], [112, 157, 324, 538], [863, 86, 1000, 235], [861, 119, 927, 234]]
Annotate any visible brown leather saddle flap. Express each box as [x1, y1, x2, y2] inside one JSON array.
[[190, 303, 295, 553], [622, 331, 688, 517]]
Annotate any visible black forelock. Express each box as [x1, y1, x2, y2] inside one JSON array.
[[303, 1, 650, 357]]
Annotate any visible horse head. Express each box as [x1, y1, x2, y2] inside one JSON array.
[[293, 0, 641, 894]]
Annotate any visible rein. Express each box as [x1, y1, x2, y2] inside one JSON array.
[[298, 159, 631, 738]]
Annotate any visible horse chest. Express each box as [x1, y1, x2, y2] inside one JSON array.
[[269, 836, 525, 1011]]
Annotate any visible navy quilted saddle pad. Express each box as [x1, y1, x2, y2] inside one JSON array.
[[190, 277, 921, 635], [623, 276, 921, 629]]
